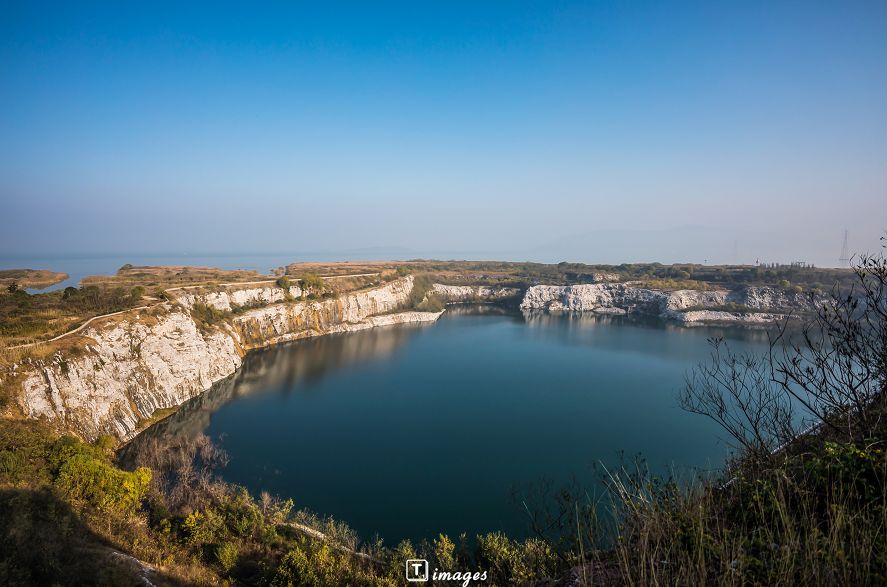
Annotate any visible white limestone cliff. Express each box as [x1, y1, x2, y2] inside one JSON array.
[[16, 276, 442, 441], [431, 284, 522, 302], [520, 284, 819, 323], [175, 284, 304, 312]]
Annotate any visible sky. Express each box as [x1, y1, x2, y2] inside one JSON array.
[[1, 1, 886, 266]]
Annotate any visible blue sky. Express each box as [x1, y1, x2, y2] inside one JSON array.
[[1, 1, 886, 265]]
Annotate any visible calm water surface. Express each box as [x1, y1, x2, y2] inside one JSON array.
[[132, 307, 773, 542]]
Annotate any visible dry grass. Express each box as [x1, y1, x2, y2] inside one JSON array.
[[599, 441, 887, 586], [82, 265, 268, 289], [0, 269, 68, 290]]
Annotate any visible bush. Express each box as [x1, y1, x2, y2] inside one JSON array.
[[183, 508, 228, 547], [50, 436, 151, 514], [216, 540, 239, 574], [474, 532, 557, 584], [191, 302, 230, 330], [300, 274, 324, 296], [276, 276, 290, 289], [0, 420, 54, 486], [416, 293, 444, 312]]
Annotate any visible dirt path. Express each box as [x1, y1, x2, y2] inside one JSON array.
[[7, 305, 151, 350], [6, 273, 381, 350]]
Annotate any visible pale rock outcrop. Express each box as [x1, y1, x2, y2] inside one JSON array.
[[175, 285, 303, 312], [16, 276, 442, 441], [732, 286, 819, 313], [520, 284, 666, 314], [20, 310, 241, 440], [675, 310, 784, 325], [432, 284, 522, 303], [521, 284, 819, 324]]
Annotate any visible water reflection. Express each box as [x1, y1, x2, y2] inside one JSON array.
[[128, 308, 775, 455], [121, 306, 780, 541], [125, 321, 431, 453], [520, 309, 774, 346]]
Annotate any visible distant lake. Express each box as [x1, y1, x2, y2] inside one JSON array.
[[128, 307, 772, 543]]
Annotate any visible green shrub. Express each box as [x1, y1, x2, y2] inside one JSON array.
[[216, 540, 239, 574], [191, 302, 230, 330], [299, 274, 325, 297], [50, 437, 151, 514], [183, 508, 229, 547], [219, 487, 264, 538], [267, 541, 361, 587], [0, 420, 54, 486]]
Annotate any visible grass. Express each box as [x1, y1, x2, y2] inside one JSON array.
[[0, 286, 144, 348], [285, 260, 856, 292], [593, 435, 887, 586], [0, 269, 68, 290], [82, 264, 269, 290]]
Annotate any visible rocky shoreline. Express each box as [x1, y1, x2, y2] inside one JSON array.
[[7, 276, 820, 441]]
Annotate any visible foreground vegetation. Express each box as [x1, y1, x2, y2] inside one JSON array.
[[594, 250, 886, 585], [0, 418, 563, 585], [0, 251, 883, 585]]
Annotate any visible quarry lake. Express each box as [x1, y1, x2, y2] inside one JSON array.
[[131, 306, 773, 543]]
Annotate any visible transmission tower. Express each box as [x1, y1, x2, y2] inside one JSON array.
[[839, 229, 850, 266]]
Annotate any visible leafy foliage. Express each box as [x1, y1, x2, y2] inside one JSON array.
[[190, 302, 230, 330]]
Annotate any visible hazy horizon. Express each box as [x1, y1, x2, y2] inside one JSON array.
[[3, 2, 886, 267]]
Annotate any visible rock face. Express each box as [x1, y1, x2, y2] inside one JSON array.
[[431, 284, 522, 303], [175, 285, 304, 312], [520, 284, 819, 323], [16, 276, 442, 441], [13, 274, 824, 441]]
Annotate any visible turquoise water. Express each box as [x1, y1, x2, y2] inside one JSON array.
[[135, 307, 773, 543]]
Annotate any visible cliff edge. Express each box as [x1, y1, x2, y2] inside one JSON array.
[[12, 276, 441, 440]]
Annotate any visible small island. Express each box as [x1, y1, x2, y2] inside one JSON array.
[[0, 268, 68, 290]]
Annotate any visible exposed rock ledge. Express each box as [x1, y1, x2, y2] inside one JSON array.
[[520, 283, 819, 324], [431, 284, 522, 303], [15, 276, 442, 441]]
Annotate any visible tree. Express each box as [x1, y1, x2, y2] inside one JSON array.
[[680, 338, 796, 461], [681, 241, 887, 455], [771, 250, 887, 439]]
